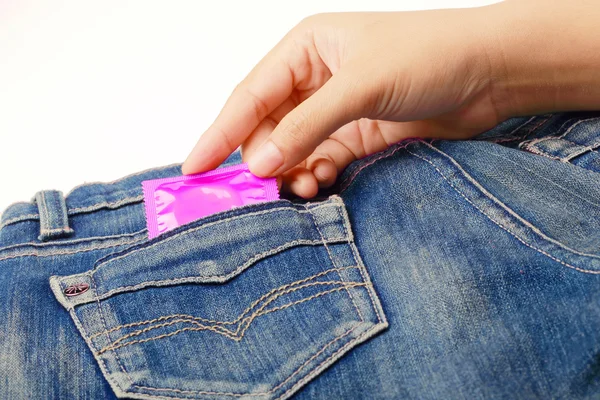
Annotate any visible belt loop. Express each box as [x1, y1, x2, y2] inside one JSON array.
[[33, 190, 74, 241]]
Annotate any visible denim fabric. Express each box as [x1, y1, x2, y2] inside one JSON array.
[[3, 112, 600, 399]]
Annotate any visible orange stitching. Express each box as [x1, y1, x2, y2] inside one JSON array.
[[304, 204, 365, 322], [91, 273, 137, 389], [91, 203, 342, 274], [101, 280, 358, 349], [91, 238, 348, 303], [336, 204, 380, 320], [339, 142, 411, 192], [336, 203, 384, 324], [89, 266, 360, 340], [97, 283, 366, 355]]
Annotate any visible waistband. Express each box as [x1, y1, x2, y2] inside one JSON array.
[[0, 164, 182, 230], [0, 152, 244, 231], [474, 111, 600, 150]]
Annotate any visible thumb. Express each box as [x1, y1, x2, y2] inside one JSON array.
[[247, 66, 370, 177]]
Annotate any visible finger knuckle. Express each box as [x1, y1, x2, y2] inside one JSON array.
[[280, 113, 312, 153], [244, 88, 269, 122]]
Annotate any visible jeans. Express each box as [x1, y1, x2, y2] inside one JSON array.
[[2, 112, 600, 399]]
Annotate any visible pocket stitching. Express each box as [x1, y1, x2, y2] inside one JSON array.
[[339, 142, 412, 193], [91, 272, 139, 392], [96, 282, 368, 355], [304, 203, 365, 322], [557, 116, 600, 139], [89, 266, 361, 340], [520, 116, 600, 162], [87, 238, 349, 304], [129, 325, 362, 398], [561, 138, 600, 162], [81, 198, 387, 398], [91, 203, 343, 276], [338, 203, 385, 325]]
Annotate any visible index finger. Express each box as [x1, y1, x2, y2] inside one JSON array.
[[182, 51, 295, 174]]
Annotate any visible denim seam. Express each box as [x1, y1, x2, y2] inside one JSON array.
[[555, 116, 581, 138], [0, 196, 145, 230], [69, 195, 144, 214], [561, 139, 600, 162], [98, 282, 364, 353], [423, 143, 600, 260], [275, 324, 385, 400], [102, 283, 361, 347], [522, 115, 553, 137], [0, 214, 40, 229], [339, 141, 412, 192], [39, 191, 50, 233], [522, 138, 600, 174], [406, 146, 600, 274], [350, 240, 383, 324], [0, 236, 146, 262], [487, 115, 552, 144], [557, 117, 600, 139], [305, 203, 364, 322], [77, 238, 348, 305], [521, 116, 600, 161], [131, 325, 361, 398], [506, 116, 538, 137], [69, 311, 129, 398], [90, 204, 343, 275], [88, 266, 360, 340], [0, 230, 147, 254], [480, 116, 536, 141], [39, 227, 74, 234], [522, 142, 561, 160], [472, 146, 600, 208], [92, 273, 138, 392], [333, 205, 364, 320], [337, 203, 384, 324], [97, 282, 367, 355], [101, 280, 360, 346], [488, 136, 525, 144], [514, 114, 574, 150]]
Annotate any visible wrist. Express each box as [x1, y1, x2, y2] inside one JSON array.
[[482, 0, 600, 118]]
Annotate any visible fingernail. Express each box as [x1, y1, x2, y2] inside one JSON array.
[[182, 150, 200, 175], [248, 141, 284, 177]]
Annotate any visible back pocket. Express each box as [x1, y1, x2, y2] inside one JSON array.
[[518, 114, 600, 174], [50, 196, 387, 400]]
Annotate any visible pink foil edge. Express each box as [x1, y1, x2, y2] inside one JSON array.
[[142, 179, 160, 239], [142, 163, 280, 239]]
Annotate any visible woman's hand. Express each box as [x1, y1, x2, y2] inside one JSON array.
[[182, 1, 600, 197]]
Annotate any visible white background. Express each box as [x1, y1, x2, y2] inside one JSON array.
[[0, 0, 497, 213]]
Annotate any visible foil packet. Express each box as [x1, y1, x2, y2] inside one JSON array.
[[142, 163, 279, 239]]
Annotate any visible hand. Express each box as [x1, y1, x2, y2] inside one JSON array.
[[182, 2, 600, 197]]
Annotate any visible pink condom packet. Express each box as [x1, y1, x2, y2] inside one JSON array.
[[142, 163, 279, 239]]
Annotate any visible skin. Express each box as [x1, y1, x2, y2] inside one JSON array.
[[183, 0, 600, 198]]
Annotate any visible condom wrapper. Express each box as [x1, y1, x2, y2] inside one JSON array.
[[142, 163, 279, 239]]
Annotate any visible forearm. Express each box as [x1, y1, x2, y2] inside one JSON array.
[[482, 0, 600, 118]]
